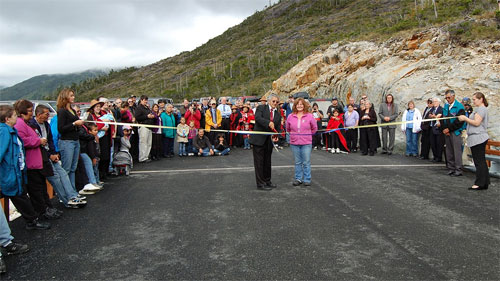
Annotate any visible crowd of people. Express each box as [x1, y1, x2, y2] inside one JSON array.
[[0, 87, 491, 273]]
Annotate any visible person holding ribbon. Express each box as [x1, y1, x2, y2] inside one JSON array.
[[458, 92, 490, 190], [250, 94, 281, 191], [286, 98, 317, 186]]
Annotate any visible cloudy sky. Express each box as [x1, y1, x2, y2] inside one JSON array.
[[0, 0, 275, 86]]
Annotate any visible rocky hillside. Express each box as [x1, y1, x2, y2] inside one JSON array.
[[68, 0, 499, 101], [269, 27, 500, 139]]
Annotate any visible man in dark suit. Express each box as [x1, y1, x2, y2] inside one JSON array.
[[249, 94, 281, 191]]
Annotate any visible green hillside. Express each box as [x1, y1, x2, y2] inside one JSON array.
[[0, 70, 107, 101], [68, 0, 499, 102]]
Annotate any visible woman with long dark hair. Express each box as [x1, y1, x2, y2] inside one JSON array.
[[359, 100, 378, 156], [150, 104, 163, 160], [458, 92, 490, 190]]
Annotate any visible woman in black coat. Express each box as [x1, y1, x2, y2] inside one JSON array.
[[359, 100, 378, 156]]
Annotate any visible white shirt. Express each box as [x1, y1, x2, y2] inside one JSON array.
[[217, 104, 231, 118]]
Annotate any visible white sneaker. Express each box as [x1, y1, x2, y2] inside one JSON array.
[[188, 153, 194, 156], [330, 149, 335, 154], [68, 197, 87, 206], [336, 148, 340, 153], [92, 183, 103, 190], [79, 189, 95, 195], [83, 183, 101, 191]]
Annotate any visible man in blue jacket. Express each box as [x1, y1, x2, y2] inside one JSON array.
[[441, 89, 466, 176]]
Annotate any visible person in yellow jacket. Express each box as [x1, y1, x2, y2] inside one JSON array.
[[205, 100, 222, 145]]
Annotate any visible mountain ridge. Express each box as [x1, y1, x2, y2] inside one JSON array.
[[52, 0, 500, 101]]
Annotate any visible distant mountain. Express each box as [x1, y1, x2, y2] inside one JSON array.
[[0, 85, 7, 90], [0, 69, 108, 101], [71, 0, 499, 102]]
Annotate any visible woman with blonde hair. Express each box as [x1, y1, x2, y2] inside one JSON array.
[[57, 89, 84, 190], [285, 98, 317, 186]]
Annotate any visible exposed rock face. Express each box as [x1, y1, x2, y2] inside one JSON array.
[[269, 28, 500, 140]]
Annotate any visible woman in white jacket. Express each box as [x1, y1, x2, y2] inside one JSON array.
[[401, 100, 422, 157]]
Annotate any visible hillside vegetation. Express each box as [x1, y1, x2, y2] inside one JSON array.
[[66, 0, 499, 102], [0, 70, 107, 100]]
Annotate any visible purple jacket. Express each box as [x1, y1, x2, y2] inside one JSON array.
[[286, 113, 318, 145], [14, 117, 43, 170]]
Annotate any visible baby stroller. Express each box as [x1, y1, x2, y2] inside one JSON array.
[[113, 135, 133, 176]]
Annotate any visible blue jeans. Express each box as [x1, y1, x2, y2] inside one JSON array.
[[290, 144, 312, 183], [187, 139, 193, 153], [46, 161, 79, 205], [214, 147, 231, 155], [80, 153, 97, 184], [244, 138, 250, 149], [0, 207, 14, 249], [197, 147, 211, 157], [405, 128, 419, 155], [179, 142, 187, 156], [59, 140, 80, 191], [94, 162, 100, 183]]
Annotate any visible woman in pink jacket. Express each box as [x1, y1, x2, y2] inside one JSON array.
[[14, 100, 61, 219], [285, 98, 318, 187]]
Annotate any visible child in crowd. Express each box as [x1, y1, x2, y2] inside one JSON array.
[[214, 134, 231, 156], [176, 117, 189, 157], [113, 125, 133, 175], [78, 122, 102, 194], [242, 123, 251, 150], [326, 109, 349, 153], [187, 120, 197, 156]]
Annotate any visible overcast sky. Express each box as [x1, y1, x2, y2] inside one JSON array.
[[0, 0, 275, 86]]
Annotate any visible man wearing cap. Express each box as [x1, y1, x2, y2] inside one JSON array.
[[250, 94, 281, 191], [135, 95, 155, 163], [205, 100, 222, 145], [327, 97, 344, 118], [282, 95, 294, 118]]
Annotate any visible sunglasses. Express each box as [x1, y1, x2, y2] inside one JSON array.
[[445, 96, 452, 100], [270, 100, 279, 103]]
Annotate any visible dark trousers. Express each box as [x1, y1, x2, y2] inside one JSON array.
[[75, 156, 89, 191], [471, 140, 490, 188], [151, 133, 163, 159], [5, 191, 37, 222], [130, 127, 139, 162], [221, 118, 230, 140], [345, 129, 357, 151], [329, 133, 340, 149], [252, 137, 273, 186], [162, 137, 174, 156], [313, 132, 322, 147], [208, 130, 217, 146], [360, 128, 377, 154], [420, 129, 431, 159], [26, 169, 52, 214], [430, 132, 444, 161]]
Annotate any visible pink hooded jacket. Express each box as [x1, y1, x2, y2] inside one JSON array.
[[14, 117, 43, 170], [286, 113, 318, 145]]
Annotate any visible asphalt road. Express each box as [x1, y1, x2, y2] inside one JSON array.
[[3, 148, 499, 280]]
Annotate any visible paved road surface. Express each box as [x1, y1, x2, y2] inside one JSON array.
[[4, 148, 499, 280]]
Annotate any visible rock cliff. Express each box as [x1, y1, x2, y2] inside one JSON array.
[[269, 28, 500, 140]]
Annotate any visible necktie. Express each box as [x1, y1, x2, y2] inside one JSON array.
[[270, 108, 274, 121], [212, 109, 217, 124]]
